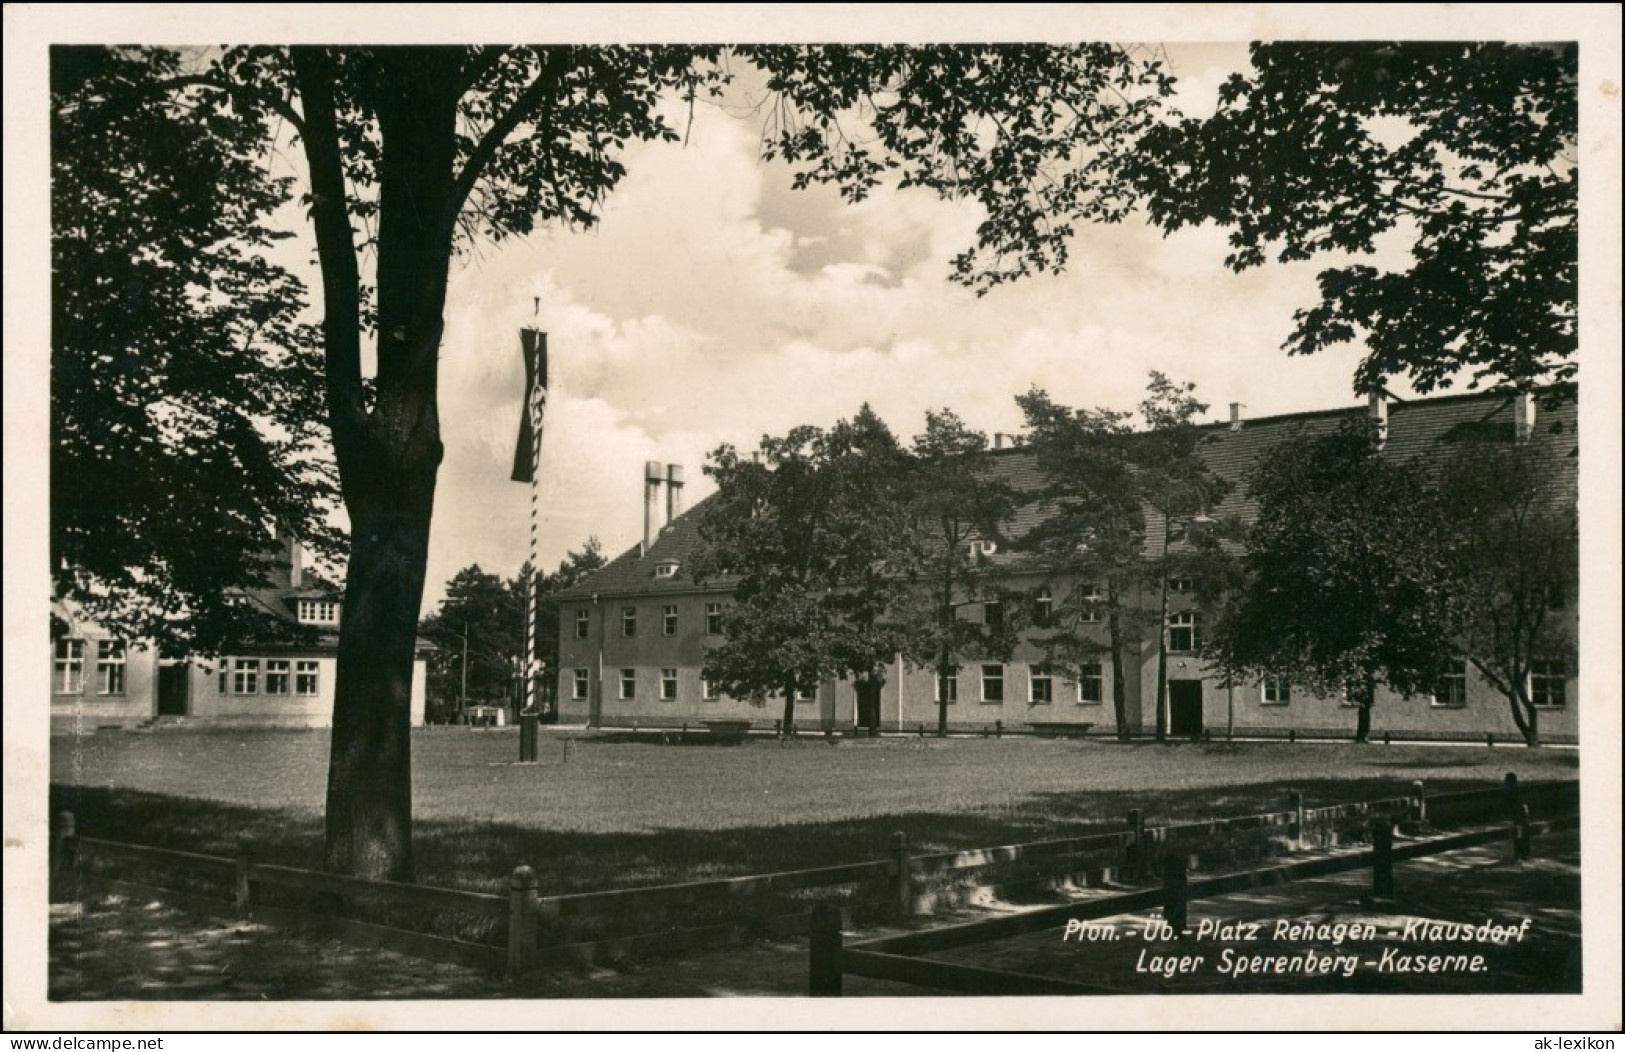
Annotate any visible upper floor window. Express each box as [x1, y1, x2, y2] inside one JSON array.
[[654, 559, 680, 579], [621, 607, 637, 638], [1032, 587, 1053, 628], [1168, 611, 1200, 653], [297, 599, 339, 625], [1079, 583, 1102, 624], [1168, 576, 1194, 594], [706, 602, 724, 635], [662, 605, 678, 637], [575, 610, 590, 639], [1530, 660, 1567, 708], [54, 639, 84, 694], [983, 601, 1004, 634]]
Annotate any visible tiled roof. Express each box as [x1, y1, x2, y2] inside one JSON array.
[[556, 386, 1579, 600]]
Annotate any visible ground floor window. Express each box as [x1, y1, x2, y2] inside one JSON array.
[[266, 659, 291, 695], [619, 668, 636, 700], [661, 668, 679, 701], [1078, 661, 1103, 704], [1029, 668, 1052, 705], [981, 664, 1004, 703], [95, 640, 126, 695], [1261, 677, 1290, 705], [233, 658, 260, 696], [55, 639, 84, 694], [934, 670, 958, 704], [1432, 660, 1467, 708], [573, 668, 589, 700], [295, 660, 319, 696], [702, 678, 715, 701], [795, 685, 816, 703], [1530, 660, 1567, 708]]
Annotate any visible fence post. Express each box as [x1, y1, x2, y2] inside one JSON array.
[[1503, 771, 1521, 818], [1289, 791, 1305, 849], [234, 842, 255, 917], [1127, 808, 1145, 882], [809, 901, 844, 997], [1162, 851, 1188, 934], [1371, 819, 1394, 898], [51, 811, 77, 902], [508, 865, 539, 975], [889, 832, 913, 918], [1513, 804, 1533, 861], [1410, 780, 1428, 832]]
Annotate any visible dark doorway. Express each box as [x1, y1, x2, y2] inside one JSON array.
[[1169, 680, 1204, 738], [157, 663, 190, 716], [855, 680, 882, 733]]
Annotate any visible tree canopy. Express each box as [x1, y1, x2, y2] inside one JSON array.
[[1127, 42, 1577, 394], [50, 46, 343, 653], [1214, 421, 1460, 742]]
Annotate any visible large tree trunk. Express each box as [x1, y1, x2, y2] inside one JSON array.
[[1354, 674, 1375, 744], [295, 48, 461, 881], [1106, 600, 1131, 741], [782, 676, 797, 736]]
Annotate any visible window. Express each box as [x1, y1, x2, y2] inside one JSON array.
[[661, 668, 678, 701], [575, 610, 590, 639], [1078, 661, 1104, 704], [1261, 678, 1290, 705], [1168, 611, 1200, 653], [621, 607, 637, 638], [705, 602, 723, 635], [1029, 668, 1053, 705], [1168, 576, 1194, 594], [662, 605, 678, 637], [266, 659, 291, 696], [1530, 660, 1567, 708], [983, 601, 1004, 634], [702, 678, 716, 701], [654, 560, 679, 578], [297, 599, 339, 625], [92, 640, 125, 695], [572, 668, 589, 700], [1032, 588, 1053, 627], [981, 664, 1004, 703], [295, 660, 319, 696], [619, 668, 637, 700], [1432, 660, 1467, 708], [233, 658, 260, 695], [796, 684, 816, 703], [934, 670, 958, 704], [54, 639, 84, 694], [1079, 583, 1102, 624]]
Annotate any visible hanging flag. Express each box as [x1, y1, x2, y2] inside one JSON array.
[[511, 328, 548, 483]]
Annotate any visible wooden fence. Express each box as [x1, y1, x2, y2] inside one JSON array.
[[51, 773, 1576, 976]]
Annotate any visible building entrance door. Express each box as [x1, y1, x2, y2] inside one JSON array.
[[1169, 680, 1204, 739], [157, 663, 189, 716], [855, 680, 881, 733]]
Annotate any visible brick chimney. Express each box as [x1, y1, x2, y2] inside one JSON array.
[[1514, 391, 1536, 443], [273, 525, 303, 588], [665, 464, 685, 526], [642, 460, 663, 555], [1368, 390, 1389, 450]]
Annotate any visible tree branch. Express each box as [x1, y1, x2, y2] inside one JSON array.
[[445, 47, 571, 232]]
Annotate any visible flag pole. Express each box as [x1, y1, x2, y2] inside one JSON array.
[[517, 309, 548, 716]]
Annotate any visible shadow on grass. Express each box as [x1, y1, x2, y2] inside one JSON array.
[[50, 766, 1563, 900]]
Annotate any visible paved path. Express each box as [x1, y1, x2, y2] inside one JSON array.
[[49, 830, 1579, 1000]]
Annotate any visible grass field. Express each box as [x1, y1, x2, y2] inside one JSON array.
[[50, 728, 1578, 896]]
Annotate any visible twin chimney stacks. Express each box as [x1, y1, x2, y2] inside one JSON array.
[[642, 461, 686, 555]]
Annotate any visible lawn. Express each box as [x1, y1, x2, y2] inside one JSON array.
[[50, 728, 1577, 896]]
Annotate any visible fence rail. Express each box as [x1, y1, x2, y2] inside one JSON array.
[[51, 772, 1576, 978]]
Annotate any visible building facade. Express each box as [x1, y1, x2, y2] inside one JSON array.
[[553, 389, 1579, 743], [50, 535, 430, 733]]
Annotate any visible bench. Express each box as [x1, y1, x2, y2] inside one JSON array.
[[1027, 721, 1095, 739], [701, 719, 753, 744]]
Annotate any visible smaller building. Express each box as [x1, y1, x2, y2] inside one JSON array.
[[50, 535, 430, 733]]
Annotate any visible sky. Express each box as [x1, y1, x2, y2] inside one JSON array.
[[417, 42, 1423, 609]]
